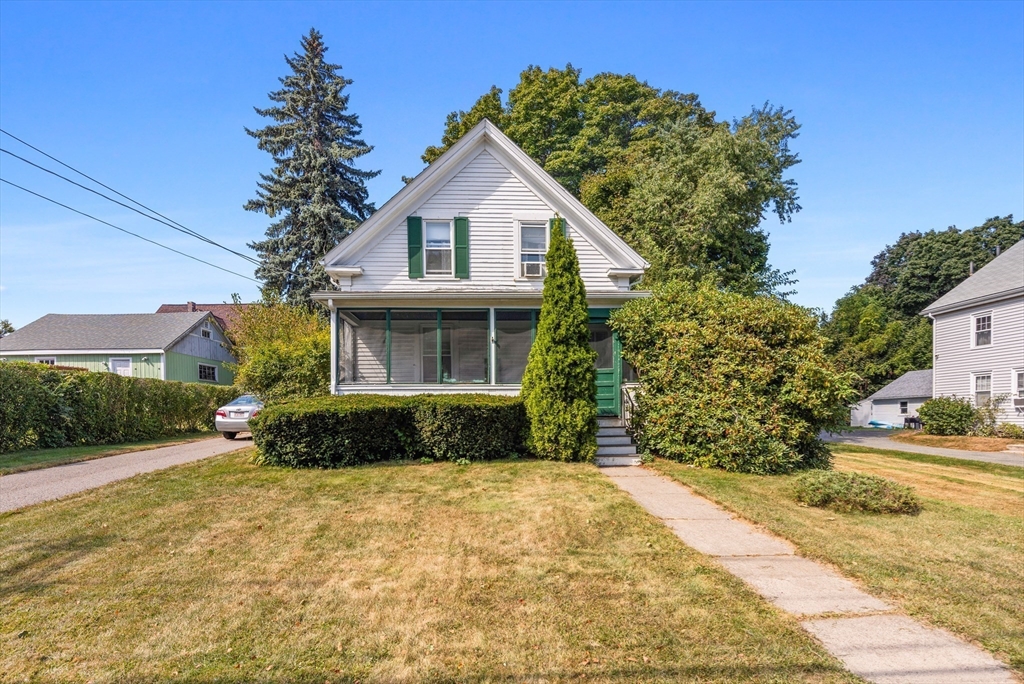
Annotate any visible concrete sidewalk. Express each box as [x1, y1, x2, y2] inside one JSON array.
[[603, 466, 1014, 684], [823, 431, 1024, 468], [0, 437, 250, 513]]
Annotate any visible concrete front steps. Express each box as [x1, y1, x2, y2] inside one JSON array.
[[595, 417, 641, 467]]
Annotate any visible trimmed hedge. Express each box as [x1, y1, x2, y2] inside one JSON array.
[[250, 394, 529, 468], [0, 361, 238, 453], [794, 470, 921, 515]]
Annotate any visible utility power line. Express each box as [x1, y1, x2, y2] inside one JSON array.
[[0, 129, 316, 285], [0, 178, 260, 283]]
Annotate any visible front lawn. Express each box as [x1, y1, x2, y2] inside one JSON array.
[[0, 452, 856, 683], [653, 447, 1024, 674], [888, 431, 1021, 452], [0, 433, 217, 475]]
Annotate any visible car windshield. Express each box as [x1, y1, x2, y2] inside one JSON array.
[[226, 395, 260, 406]]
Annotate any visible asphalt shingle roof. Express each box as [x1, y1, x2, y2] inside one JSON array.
[[867, 369, 933, 401], [155, 303, 249, 332], [0, 312, 212, 352], [921, 239, 1024, 314]]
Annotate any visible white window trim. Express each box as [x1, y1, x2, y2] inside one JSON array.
[[1013, 368, 1024, 399], [970, 311, 993, 348], [899, 401, 909, 414], [109, 357, 133, 377], [422, 219, 455, 278], [514, 214, 558, 281], [972, 371, 993, 406], [198, 362, 218, 383], [34, 356, 56, 365]]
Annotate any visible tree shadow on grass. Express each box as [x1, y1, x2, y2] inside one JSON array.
[[0, 531, 114, 601]]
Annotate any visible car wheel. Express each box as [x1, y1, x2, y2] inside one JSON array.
[[222, 432, 237, 440]]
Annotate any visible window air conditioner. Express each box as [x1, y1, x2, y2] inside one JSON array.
[[522, 262, 545, 277], [1013, 397, 1024, 408]]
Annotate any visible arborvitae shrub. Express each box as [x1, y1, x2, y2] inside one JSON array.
[[918, 396, 975, 436], [609, 281, 856, 474], [520, 217, 598, 462], [250, 394, 529, 468]]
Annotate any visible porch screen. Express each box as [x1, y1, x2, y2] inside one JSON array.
[[440, 310, 488, 383], [337, 310, 387, 383], [390, 311, 436, 383], [495, 310, 533, 384]]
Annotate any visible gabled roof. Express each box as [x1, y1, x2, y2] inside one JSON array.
[[921, 239, 1024, 315], [0, 312, 216, 353], [321, 119, 649, 273], [867, 369, 933, 401], [156, 302, 249, 332]]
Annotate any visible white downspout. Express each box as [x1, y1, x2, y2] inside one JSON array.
[[160, 352, 167, 381], [329, 300, 338, 394]]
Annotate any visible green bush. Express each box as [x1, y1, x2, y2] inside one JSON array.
[[0, 361, 238, 453], [250, 394, 529, 468], [609, 281, 857, 474], [521, 216, 598, 462], [995, 422, 1024, 440], [794, 470, 922, 515], [918, 396, 975, 436]]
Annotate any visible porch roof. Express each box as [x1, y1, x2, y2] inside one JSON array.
[[311, 289, 651, 309]]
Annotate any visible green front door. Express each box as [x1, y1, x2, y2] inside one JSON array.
[[589, 316, 620, 417]]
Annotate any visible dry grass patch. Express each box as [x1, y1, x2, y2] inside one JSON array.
[[0, 433, 216, 475], [0, 451, 855, 683], [653, 450, 1024, 674], [888, 431, 1020, 452]]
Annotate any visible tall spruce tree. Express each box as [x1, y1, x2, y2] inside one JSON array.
[[245, 29, 378, 307], [521, 217, 598, 461]]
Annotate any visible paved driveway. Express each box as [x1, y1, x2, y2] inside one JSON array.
[[0, 437, 251, 513], [823, 431, 1024, 468]]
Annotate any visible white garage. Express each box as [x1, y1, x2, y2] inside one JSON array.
[[850, 369, 933, 428]]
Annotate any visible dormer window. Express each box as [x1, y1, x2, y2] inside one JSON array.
[[424, 221, 453, 275], [520, 221, 547, 278]]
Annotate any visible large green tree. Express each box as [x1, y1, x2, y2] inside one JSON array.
[[823, 216, 1023, 395], [245, 29, 378, 308], [420, 65, 798, 294]]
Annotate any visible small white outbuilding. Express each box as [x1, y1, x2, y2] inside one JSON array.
[[850, 369, 933, 428]]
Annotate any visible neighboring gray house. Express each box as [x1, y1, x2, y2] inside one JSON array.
[[851, 369, 932, 427], [921, 239, 1024, 427], [0, 312, 236, 385]]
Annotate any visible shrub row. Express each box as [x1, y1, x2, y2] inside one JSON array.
[[793, 470, 921, 515], [0, 361, 238, 453], [917, 395, 1023, 438], [249, 394, 529, 468]]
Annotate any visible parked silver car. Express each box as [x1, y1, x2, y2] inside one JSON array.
[[215, 395, 263, 439]]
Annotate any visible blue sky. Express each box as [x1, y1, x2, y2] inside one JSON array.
[[1, 0, 1021, 327]]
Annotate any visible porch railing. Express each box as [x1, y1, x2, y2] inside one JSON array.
[[621, 383, 640, 437]]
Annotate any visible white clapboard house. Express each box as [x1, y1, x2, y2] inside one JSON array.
[[312, 120, 650, 423]]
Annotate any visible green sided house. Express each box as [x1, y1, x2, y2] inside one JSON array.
[[314, 119, 650, 431], [0, 311, 235, 385]]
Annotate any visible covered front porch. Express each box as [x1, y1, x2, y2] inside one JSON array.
[[313, 291, 645, 416]]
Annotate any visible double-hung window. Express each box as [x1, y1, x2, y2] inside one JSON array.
[[520, 221, 547, 277], [424, 221, 453, 275], [899, 401, 909, 415], [974, 314, 992, 347], [1015, 369, 1024, 399], [974, 374, 991, 406]]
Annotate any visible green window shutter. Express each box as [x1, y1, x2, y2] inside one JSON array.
[[407, 216, 423, 279], [550, 216, 568, 239], [454, 216, 469, 279]]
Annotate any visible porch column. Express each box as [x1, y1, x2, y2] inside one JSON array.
[[488, 307, 496, 385], [329, 301, 337, 393]]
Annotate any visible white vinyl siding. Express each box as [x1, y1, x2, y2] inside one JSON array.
[[932, 295, 1024, 426], [348, 150, 623, 293]]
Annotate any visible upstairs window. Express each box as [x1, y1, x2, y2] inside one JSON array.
[[974, 314, 992, 346], [974, 374, 991, 405], [201, 328, 212, 339], [520, 221, 547, 277], [1015, 370, 1024, 398], [424, 221, 453, 275]]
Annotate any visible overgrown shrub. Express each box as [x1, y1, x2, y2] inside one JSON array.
[[918, 396, 975, 436], [521, 216, 598, 462], [794, 470, 922, 514], [230, 293, 331, 401], [250, 394, 528, 468], [609, 281, 856, 474], [995, 422, 1024, 440], [0, 362, 238, 453]]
